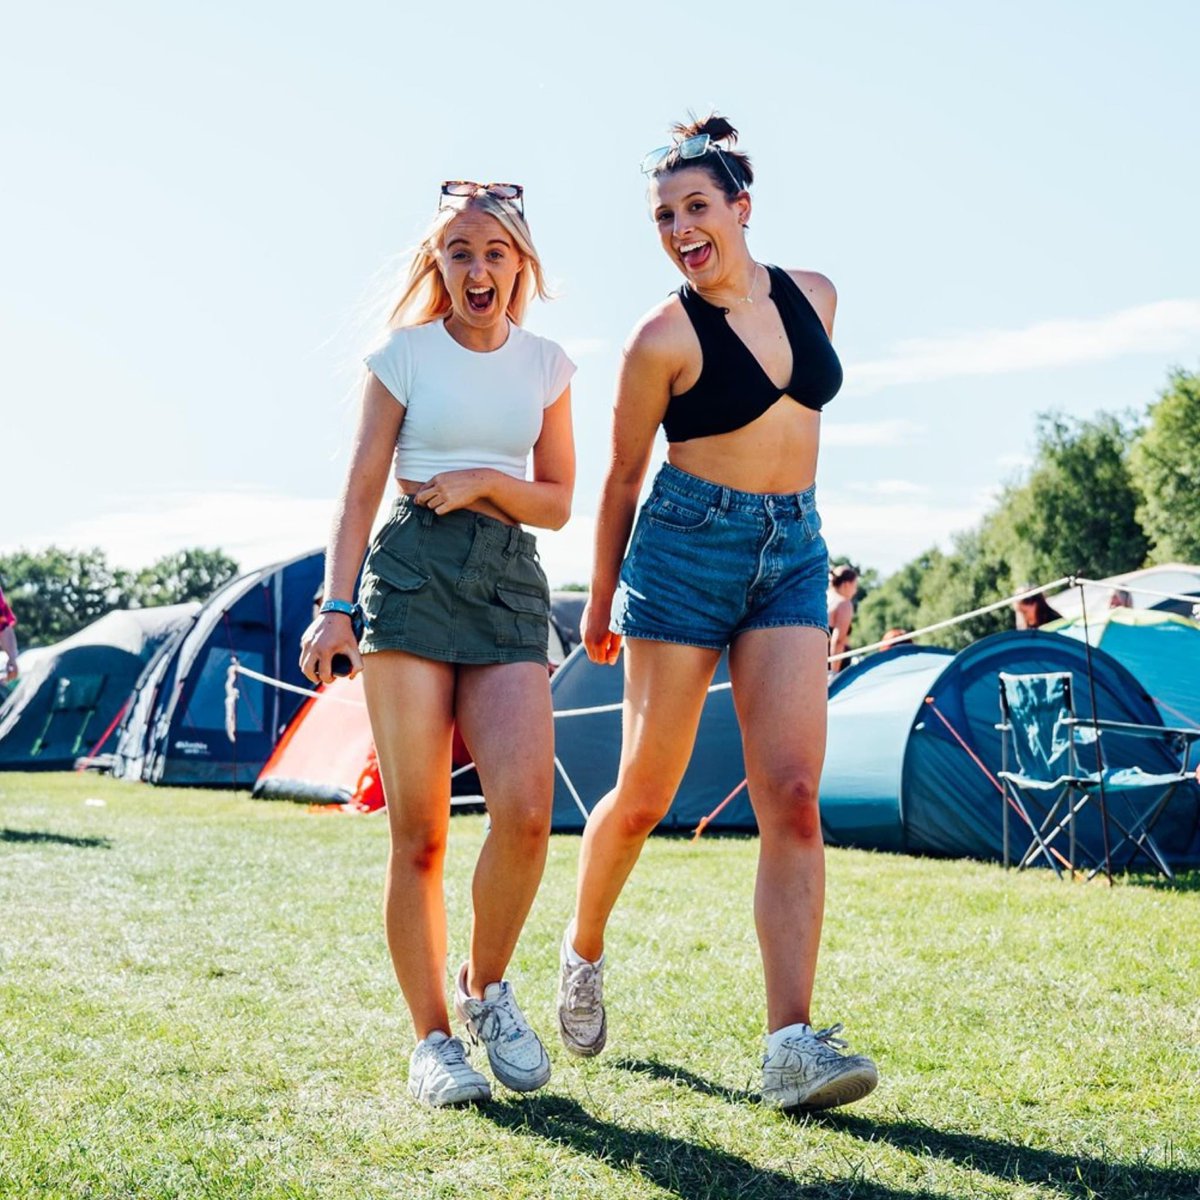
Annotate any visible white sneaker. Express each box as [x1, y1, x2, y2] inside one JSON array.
[[454, 965, 551, 1092], [761, 1022, 878, 1112], [407, 1030, 491, 1108], [556, 928, 607, 1057]]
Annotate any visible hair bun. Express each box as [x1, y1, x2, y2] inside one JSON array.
[[673, 112, 739, 147]]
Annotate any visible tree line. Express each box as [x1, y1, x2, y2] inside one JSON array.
[[0, 547, 240, 649], [851, 366, 1200, 651]]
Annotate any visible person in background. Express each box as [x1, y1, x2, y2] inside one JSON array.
[[1108, 587, 1133, 609], [1013, 587, 1063, 630], [559, 113, 877, 1114], [827, 565, 859, 674], [299, 181, 575, 1108], [879, 628, 910, 650], [0, 582, 19, 684]]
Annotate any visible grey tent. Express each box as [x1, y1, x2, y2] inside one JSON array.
[[550, 645, 752, 832], [0, 604, 198, 771]]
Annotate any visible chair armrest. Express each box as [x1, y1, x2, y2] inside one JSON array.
[[1065, 717, 1200, 741]]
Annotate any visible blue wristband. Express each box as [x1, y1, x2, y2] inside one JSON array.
[[319, 599, 358, 618]]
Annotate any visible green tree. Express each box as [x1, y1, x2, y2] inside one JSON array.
[[853, 549, 940, 649], [1129, 367, 1200, 563], [128, 548, 239, 607], [0, 547, 129, 648], [995, 412, 1148, 584]]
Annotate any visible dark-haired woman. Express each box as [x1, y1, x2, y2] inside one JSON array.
[[301, 184, 575, 1107], [556, 116, 877, 1112]]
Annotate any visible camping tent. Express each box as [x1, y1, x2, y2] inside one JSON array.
[[253, 673, 375, 804], [550, 646, 752, 832], [822, 630, 1200, 865], [1047, 564, 1200, 621], [0, 604, 198, 771], [1047, 608, 1200, 730], [111, 550, 324, 787]]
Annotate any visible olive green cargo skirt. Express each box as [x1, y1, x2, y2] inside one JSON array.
[[357, 494, 550, 667]]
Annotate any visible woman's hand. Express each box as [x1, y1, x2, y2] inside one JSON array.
[[414, 469, 490, 515], [299, 612, 363, 685], [582, 593, 621, 666]]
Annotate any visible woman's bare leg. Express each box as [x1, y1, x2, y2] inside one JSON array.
[[572, 640, 722, 960], [728, 625, 829, 1031], [361, 650, 456, 1040], [455, 660, 555, 995]]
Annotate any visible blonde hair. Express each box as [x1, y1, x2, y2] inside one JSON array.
[[385, 194, 550, 330]]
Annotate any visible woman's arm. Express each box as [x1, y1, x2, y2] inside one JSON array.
[[300, 372, 403, 684], [828, 598, 852, 671], [582, 314, 678, 665], [413, 386, 575, 530]]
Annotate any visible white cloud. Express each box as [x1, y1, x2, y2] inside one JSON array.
[[822, 418, 923, 447], [847, 479, 930, 497], [819, 495, 988, 572], [5, 490, 334, 573], [846, 299, 1200, 394]]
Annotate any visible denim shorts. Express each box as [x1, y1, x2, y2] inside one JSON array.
[[358, 494, 550, 666], [610, 464, 829, 650]]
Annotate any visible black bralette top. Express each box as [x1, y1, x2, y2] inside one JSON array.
[[662, 264, 843, 444]]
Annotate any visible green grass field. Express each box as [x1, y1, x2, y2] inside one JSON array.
[[1, 773, 1197, 1199]]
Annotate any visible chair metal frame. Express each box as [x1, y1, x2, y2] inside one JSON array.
[[997, 670, 1200, 881]]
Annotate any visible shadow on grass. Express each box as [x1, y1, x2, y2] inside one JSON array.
[[614, 1060, 1199, 1200], [1, 827, 112, 849], [825, 1113, 1200, 1200], [479, 1093, 940, 1200], [613, 1056, 759, 1105]]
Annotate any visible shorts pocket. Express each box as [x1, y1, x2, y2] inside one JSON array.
[[360, 546, 429, 635], [646, 494, 713, 533], [493, 582, 549, 649], [802, 508, 823, 540]]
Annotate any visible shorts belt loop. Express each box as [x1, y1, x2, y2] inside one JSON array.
[[417, 504, 434, 528], [718, 486, 731, 515], [504, 525, 520, 558]]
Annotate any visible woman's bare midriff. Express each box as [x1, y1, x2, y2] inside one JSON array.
[[396, 479, 518, 525], [667, 397, 821, 494]]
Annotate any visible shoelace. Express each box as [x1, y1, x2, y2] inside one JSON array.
[[474, 993, 528, 1045], [565, 964, 601, 1013], [431, 1037, 479, 1079], [810, 1023, 849, 1051]]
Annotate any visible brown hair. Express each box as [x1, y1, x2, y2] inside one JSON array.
[[648, 112, 755, 201], [830, 565, 859, 588]]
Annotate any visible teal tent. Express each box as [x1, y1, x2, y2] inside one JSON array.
[[821, 631, 1200, 865], [1046, 608, 1200, 730]]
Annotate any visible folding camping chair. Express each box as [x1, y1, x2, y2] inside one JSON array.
[[996, 671, 1200, 881]]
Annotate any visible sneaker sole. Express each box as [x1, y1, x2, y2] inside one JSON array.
[[454, 997, 552, 1093], [407, 1077, 492, 1108], [556, 1010, 607, 1058], [777, 1064, 879, 1113]]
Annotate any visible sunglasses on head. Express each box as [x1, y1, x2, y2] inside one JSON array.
[[639, 134, 745, 194], [439, 180, 524, 216]]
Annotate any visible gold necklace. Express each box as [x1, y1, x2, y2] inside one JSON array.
[[698, 262, 761, 311]]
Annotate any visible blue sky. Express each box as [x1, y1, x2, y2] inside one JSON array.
[[4, 1, 1198, 585]]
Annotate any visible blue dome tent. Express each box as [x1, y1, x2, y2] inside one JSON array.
[[112, 550, 324, 787], [822, 631, 1200, 865]]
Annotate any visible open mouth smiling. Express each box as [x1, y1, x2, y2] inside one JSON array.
[[466, 285, 495, 313], [678, 240, 712, 270]]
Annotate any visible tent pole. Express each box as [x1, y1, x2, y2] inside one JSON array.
[[1076, 575, 1114, 883]]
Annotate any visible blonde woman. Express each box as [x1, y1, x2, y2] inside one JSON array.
[[301, 183, 575, 1107]]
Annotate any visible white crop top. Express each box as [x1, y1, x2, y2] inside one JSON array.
[[364, 320, 576, 482]]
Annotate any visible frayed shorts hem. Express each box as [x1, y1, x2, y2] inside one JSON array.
[[615, 616, 830, 650], [361, 638, 547, 667]]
